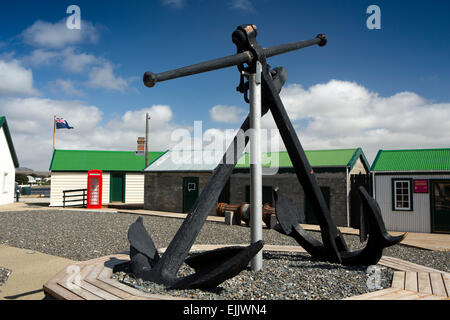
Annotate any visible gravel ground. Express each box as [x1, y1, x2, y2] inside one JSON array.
[[0, 267, 11, 287], [0, 209, 448, 299], [112, 252, 393, 300]]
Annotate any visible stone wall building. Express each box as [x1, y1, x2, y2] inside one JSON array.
[[144, 148, 370, 227]]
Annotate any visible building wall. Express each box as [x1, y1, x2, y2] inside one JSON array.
[[349, 158, 367, 175], [125, 173, 145, 203], [144, 172, 213, 214], [230, 170, 348, 226], [0, 127, 15, 205], [374, 173, 450, 233], [50, 172, 110, 206]]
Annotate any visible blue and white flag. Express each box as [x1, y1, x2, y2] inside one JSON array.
[[55, 117, 74, 129]]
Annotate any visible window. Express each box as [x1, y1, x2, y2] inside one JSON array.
[[2, 172, 9, 193], [392, 179, 413, 211]]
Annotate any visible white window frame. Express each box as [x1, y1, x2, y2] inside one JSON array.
[[393, 179, 412, 211]]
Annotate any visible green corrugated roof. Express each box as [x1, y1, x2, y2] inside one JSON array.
[[49, 150, 167, 171], [371, 148, 450, 172], [0, 116, 19, 168], [235, 148, 368, 170]]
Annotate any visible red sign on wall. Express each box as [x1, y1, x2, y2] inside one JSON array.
[[414, 180, 428, 193]]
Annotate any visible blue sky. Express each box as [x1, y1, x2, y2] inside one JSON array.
[[1, 0, 449, 170]]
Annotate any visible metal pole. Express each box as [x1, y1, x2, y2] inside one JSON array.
[[53, 115, 56, 154], [250, 61, 263, 271], [145, 113, 150, 167]]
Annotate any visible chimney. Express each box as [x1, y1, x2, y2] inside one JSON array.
[[137, 137, 146, 152]]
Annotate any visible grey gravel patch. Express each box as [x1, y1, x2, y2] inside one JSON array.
[[0, 209, 448, 273], [0, 267, 12, 287], [112, 252, 394, 300]]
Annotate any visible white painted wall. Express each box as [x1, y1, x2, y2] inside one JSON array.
[[50, 171, 145, 206], [125, 173, 145, 203], [0, 127, 15, 205], [50, 172, 110, 206], [374, 173, 450, 233]]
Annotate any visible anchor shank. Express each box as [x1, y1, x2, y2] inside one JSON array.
[[261, 70, 347, 262], [153, 117, 251, 278]]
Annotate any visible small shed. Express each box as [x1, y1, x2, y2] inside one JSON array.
[[0, 116, 19, 205], [372, 148, 450, 233], [49, 150, 166, 206]]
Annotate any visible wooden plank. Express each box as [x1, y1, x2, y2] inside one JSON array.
[[57, 264, 103, 300], [43, 281, 84, 300], [395, 292, 435, 300], [442, 273, 450, 297], [75, 265, 121, 300], [344, 288, 402, 300], [417, 272, 432, 295], [374, 289, 421, 300], [79, 280, 121, 300], [97, 266, 181, 300], [415, 294, 449, 300], [84, 264, 132, 299], [404, 272, 418, 292], [380, 256, 445, 273], [430, 272, 447, 297], [391, 272, 405, 289]]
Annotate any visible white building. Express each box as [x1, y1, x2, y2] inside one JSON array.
[[0, 116, 19, 205], [372, 148, 450, 233], [49, 149, 166, 207]]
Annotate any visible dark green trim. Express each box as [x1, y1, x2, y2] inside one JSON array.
[[0, 117, 19, 168], [370, 150, 383, 171], [348, 147, 370, 172], [391, 178, 414, 211], [374, 171, 450, 176], [51, 170, 145, 173], [48, 150, 56, 171]]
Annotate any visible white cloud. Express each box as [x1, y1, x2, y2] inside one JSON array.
[[0, 59, 40, 96], [21, 19, 99, 48], [24, 49, 60, 66], [86, 62, 129, 92], [0, 98, 182, 170], [61, 48, 100, 73], [277, 79, 450, 162], [210, 105, 246, 124], [48, 79, 84, 97]]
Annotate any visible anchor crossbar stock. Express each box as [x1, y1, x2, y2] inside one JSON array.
[[143, 35, 326, 88]]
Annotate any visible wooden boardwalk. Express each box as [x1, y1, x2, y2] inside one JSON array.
[[347, 256, 449, 300], [44, 245, 450, 300], [43, 254, 183, 300], [346, 272, 449, 300]]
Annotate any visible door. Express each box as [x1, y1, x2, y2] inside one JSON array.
[[350, 173, 372, 229], [431, 180, 450, 233], [305, 187, 330, 225], [110, 173, 125, 203], [183, 177, 199, 213]]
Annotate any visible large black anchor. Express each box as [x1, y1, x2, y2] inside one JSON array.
[[129, 24, 405, 290], [228, 24, 405, 265]]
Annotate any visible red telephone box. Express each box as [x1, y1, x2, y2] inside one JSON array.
[[87, 170, 103, 209]]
